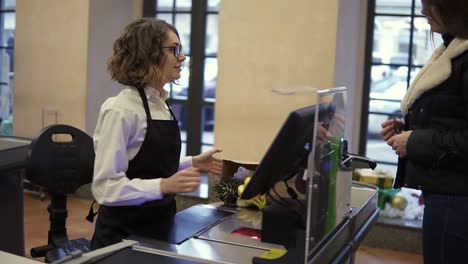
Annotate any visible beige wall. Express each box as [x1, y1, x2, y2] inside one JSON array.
[[14, 0, 90, 138], [335, 0, 369, 153], [85, 0, 138, 135], [13, 0, 139, 138], [12, 0, 367, 156], [215, 0, 339, 162]]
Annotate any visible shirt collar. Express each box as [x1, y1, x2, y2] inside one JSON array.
[[144, 86, 168, 101]]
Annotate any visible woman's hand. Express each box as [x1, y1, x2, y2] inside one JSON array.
[[329, 112, 345, 137], [316, 123, 332, 145], [192, 148, 223, 174], [161, 167, 201, 194], [387, 130, 412, 158], [380, 119, 405, 141]]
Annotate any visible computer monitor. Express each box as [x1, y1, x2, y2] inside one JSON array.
[[240, 102, 336, 200]]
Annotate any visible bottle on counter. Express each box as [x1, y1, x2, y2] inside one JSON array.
[[0, 119, 13, 136]]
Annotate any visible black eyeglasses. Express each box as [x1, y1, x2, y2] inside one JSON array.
[[161, 44, 183, 58]]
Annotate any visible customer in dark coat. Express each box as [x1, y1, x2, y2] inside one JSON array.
[[381, 0, 468, 263]]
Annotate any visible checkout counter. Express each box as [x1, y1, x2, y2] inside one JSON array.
[[1, 88, 380, 263], [56, 88, 380, 264], [0, 137, 378, 263], [1, 182, 378, 264], [53, 182, 378, 264]]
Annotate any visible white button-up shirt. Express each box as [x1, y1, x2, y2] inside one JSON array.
[[91, 86, 191, 206]]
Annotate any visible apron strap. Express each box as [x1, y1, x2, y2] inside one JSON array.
[[137, 88, 177, 122], [165, 101, 178, 121], [86, 200, 100, 223], [136, 88, 153, 122]]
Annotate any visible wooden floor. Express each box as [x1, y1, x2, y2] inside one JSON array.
[[23, 192, 423, 263]]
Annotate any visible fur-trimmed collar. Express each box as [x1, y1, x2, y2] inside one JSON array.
[[401, 38, 468, 115]]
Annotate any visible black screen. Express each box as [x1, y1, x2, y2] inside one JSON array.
[[241, 103, 335, 199]]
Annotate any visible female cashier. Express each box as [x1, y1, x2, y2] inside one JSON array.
[[90, 18, 223, 249]]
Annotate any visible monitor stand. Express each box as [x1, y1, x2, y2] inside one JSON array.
[[253, 198, 306, 264]]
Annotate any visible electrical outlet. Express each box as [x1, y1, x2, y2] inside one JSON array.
[[42, 106, 58, 129]]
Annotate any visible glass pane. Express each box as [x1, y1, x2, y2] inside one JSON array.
[[173, 56, 189, 99], [156, 0, 173, 11], [156, 13, 174, 24], [374, 163, 398, 178], [0, 54, 13, 121], [373, 16, 411, 65], [201, 105, 214, 144], [2, 47, 14, 73], [163, 83, 172, 97], [2, 13, 15, 46], [0, 84, 13, 121], [203, 58, 217, 100], [414, 0, 422, 16], [370, 65, 408, 99], [2, 0, 15, 10], [0, 49, 4, 82], [175, 0, 191, 11], [367, 111, 401, 139], [376, 0, 412, 15], [410, 66, 421, 80], [205, 14, 219, 56], [201, 144, 212, 154], [370, 65, 391, 84], [306, 89, 348, 252], [207, 0, 220, 12], [183, 174, 208, 198], [175, 14, 191, 55], [369, 98, 402, 114], [170, 102, 187, 141], [366, 138, 399, 164], [181, 142, 187, 157], [412, 17, 444, 66]]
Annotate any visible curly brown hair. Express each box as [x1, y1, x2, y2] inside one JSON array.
[[107, 18, 180, 88], [425, 0, 468, 38]]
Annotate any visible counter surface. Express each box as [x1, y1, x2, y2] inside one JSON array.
[[0, 136, 32, 256]]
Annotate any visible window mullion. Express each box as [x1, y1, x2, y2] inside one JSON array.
[[359, 0, 376, 155], [406, 0, 416, 86], [143, 0, 156, 17], [185, 0, 207, 156]]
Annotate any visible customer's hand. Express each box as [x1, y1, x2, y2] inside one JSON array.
[[387, 130, 412, 158], [193, 148, 223, 174], [329, 112, 345, 137], [316, 123, 332, 145], [381, 119, 405, 141], [161, 167, 201, 194]]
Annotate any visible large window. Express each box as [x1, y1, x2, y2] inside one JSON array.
[[361, 0, 442, 176], [144, 0, 220, 157], [0, 0, 15, 128]]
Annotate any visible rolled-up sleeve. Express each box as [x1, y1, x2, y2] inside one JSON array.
[[179, 156, 192, 170]]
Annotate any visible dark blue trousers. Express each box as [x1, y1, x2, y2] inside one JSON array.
[[422, 192, 468, 264]]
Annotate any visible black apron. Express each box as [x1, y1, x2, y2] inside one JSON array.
[[91, 88, 181, 249]]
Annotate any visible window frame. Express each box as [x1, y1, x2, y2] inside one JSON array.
[[360, 0, 426, 168], [144, 0, 218, 156], [0, 0, 16, 123]]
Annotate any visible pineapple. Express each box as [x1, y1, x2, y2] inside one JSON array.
[[213, 180, 240, 205]]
